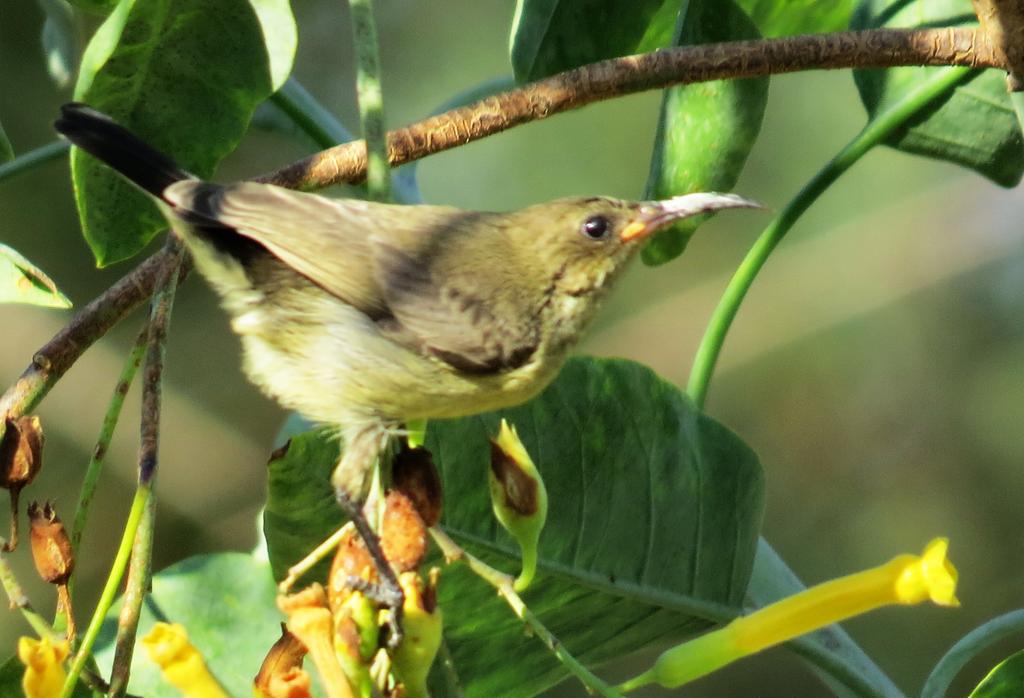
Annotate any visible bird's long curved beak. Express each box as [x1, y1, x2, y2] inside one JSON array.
[[620, 192, 764, 243]]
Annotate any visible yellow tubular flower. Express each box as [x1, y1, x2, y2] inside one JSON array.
[[19, 636, 69, 698], [620, 539, 959, 691], [142, 622, 229, 698]]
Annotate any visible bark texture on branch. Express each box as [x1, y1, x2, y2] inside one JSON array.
[[972, 0, 1024, 88], [258, 27, 998, 190]]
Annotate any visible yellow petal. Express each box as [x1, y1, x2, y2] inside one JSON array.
[[18, 636, 69, 698], [142, 622, 228, 698]]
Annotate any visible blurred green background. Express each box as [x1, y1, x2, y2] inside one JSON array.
[[2, 2, 1023, 696]]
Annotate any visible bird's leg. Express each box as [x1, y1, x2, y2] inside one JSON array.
[[333, 425, 405, 649]]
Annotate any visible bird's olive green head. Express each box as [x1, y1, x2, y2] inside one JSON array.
[[503, 192, 762, 298]]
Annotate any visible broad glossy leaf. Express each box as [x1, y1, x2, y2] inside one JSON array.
[[737, 0, 854, 35], [71, 0, 297, 265], [38, 0, 79, 88], [92, 553, 281, 697], [510, 0, 686, 82], [970, 650, 1024, 697], [852, 0, 1024, 187], [0, 244, 72, 308], [642, 0, 768, 265], [264, 425, 344, 584], [262, 357, 765, 696]]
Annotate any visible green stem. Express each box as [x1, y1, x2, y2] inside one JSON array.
[[108, 242, 183, 696], [60, 489, 149, 698], [686, 66, 974, 408], [70, 324, 148, 557], [430, 528, 622, 698], [271, 78, 355, 149], [0, 544, 60, 641], [922, 609, 1024, 698], [348, 0, 391, 201], [0, 141, 69, 184]]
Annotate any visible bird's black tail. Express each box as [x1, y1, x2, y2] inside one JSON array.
[[54, 103, 190, 197]]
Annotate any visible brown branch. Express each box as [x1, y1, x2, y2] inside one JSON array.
[[257, 26, 1000, 190], [0, 246, 190, 422], [0, 25, 1006, 417], [972, 0, 1024, 89]]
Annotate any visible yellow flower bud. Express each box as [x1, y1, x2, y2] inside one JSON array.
[[18, 635, 68, 698], [489, 419, 547, 591], [621, 538, 959, 691], [142, 622, 228, 698]]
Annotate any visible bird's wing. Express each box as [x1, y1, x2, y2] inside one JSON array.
[[370, 224, 542, 374], [166, 181, 394, 314]]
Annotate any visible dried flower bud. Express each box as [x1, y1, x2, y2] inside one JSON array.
[[0, 416, 43, 491], [392, 444, 442, 527], [328, 527, 377, 610], [1, 416, 44, 552], [489, 420, 547, 591], [28, 502, 73, 585], [254, 624, 310, 698], [381, 490, 428, 574]]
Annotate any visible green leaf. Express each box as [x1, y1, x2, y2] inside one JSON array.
[[970, 650, 1024, 697], [71, 0, 298, 266], [923, 610, 1024, 698], [38, 0, 80, 89], [92, 553, 281, 697], [852, 0, 1024, 187], [0, 119, 12, 163], [510, 0, 687, 82], [0, 243, 72, 308], [641, 0, 768, 265], [263, 426, 345, 584], [0, 652, 95, 697], [262, 357, 764, 696], [737, 0, 854, 35]]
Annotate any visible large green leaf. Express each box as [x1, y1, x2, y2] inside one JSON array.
[[0, 243, 72, 308], [852, 0, 1024, 187], [263, 357, 765, 696], [642, 0, 768, 265], [737, 0, 855, 35], [71, 0, 297, 265], [92, 553, 281, 697], [970, 650, 1024, 698], [510, 0, 686, 82]]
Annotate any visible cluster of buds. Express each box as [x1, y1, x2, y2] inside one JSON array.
[[0, 415, 44, 551], [266, 443, 444, 698]]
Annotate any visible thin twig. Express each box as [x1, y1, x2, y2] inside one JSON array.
[[429, 527, 623, 698], [108, 240, 184, 697], [0, 539, 61, 641], [0, 245, 189, 422], [70, 323, 149, 556], [256, 26, 998, 190]]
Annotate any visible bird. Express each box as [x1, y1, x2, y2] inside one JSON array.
[[54, 101, 759, 625]]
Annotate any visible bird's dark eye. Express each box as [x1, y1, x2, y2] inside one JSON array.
[[580, 215, 611, 240]]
